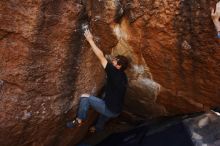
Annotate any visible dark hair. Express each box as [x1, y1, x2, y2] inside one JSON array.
[[115, 55, 129, 71]]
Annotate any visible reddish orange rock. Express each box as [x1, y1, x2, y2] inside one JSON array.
[[0, 0, 219, 145]]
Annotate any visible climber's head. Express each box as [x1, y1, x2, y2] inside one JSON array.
[[112, 55, 129, 71]]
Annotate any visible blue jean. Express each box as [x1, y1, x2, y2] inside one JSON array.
[[77, 95, 119, 130]]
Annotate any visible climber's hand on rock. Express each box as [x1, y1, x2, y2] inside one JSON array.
[[211, 1, 220, 31], [84, 29, 93, 42]]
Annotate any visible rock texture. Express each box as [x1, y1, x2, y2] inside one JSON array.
[[0, 0, 219, 145]]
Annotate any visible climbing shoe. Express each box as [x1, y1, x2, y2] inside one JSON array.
[[66, 119, 82, 128], [89, 126, 96, 133]]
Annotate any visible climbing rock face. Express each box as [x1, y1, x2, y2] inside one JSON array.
[[0, 0, 101, 145], [110, 0, 220, 118], [0, 0, 219, 145]]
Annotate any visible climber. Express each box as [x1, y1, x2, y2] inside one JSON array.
[[66, 29, 129, 132], [211, 1, 220, 38]]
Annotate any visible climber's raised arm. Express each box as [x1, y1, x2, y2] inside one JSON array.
[[84, 29, 107, 68], [211, 1, 220, 38]]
